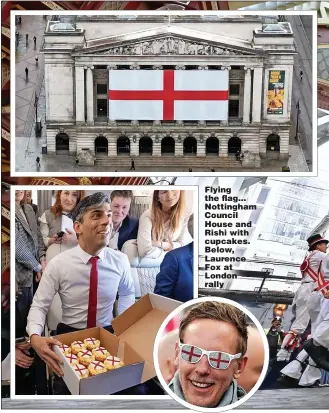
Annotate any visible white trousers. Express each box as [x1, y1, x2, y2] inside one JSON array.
[[313, 298, 329, 348]]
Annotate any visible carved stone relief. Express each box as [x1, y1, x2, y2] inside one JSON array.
[[94, 37, 247, 56]]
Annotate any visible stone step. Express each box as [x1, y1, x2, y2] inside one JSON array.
[[95, 156, 243, 168]]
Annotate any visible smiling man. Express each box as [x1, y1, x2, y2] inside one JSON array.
[[26, 192, 135, 381], [109, 190, 139, 251], [169, 301, 248, 408]]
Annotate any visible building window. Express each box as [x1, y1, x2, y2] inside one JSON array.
[[97, 84, 108, 94], [229, 100, 239, 117], [250, 207, 262, 225], [229, 82, 242, 118], [229, 84, 240, 95], [256, 187, 270, 204]]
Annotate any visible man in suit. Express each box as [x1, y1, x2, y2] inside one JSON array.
[[154, 241, 193, 302], [109, 190, 139, 251]]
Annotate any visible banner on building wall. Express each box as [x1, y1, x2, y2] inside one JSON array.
[[267, 70, 285, 115], [108, 70, 229, 121]]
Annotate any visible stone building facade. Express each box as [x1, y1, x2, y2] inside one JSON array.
[[43, 15, 296, 167]]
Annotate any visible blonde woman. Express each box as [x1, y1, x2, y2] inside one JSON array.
[[39, 190, 85, 262], [137, 190, 191, 260]]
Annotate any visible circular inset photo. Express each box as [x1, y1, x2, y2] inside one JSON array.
[[154, 297, 269, 412]]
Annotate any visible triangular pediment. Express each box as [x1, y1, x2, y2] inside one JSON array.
[[74, 25, 260, 57]]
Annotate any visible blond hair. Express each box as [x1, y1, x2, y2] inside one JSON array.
[[151, 190, 185, 241]]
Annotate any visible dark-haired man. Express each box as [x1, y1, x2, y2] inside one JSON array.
[[169, 301, 248, 408], [27, 192, 135, 379]]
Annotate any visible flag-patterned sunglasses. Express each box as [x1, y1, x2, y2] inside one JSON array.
[[179, 342, 241, 370]]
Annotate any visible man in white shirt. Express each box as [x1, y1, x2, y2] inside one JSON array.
[[27, 192, 135, 378]]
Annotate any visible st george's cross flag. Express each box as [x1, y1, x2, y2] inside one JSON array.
[[108, 70, 229, 121]]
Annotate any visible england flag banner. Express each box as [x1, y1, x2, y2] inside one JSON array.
[[108, 70, 229, 121]]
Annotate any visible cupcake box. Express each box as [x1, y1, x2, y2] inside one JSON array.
[[53, 293, 181, 395]]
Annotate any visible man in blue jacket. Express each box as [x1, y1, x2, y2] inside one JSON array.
[[109, 190, 139, 251], [154, 241, 193, 302]]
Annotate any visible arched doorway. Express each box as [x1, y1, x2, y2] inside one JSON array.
[[228, 137, 241, 154], [206, 136, 219, 155], [55, 133, 69, 154], [183, 137, 197, 155], [267, 134, 280, 152], [95, 136, 108, 155], [139, 137, 153, 155], [117, 136, 130, 155], [161, 136, 175, 155]]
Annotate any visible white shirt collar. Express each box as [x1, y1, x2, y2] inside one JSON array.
[[76, 244, 106, 264]]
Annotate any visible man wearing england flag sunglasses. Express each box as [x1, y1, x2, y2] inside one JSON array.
[[169, 301, 249, 408]]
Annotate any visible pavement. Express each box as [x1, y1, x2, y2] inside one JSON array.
[[14, 15, 47, 138], [287, 15, 313, 171]]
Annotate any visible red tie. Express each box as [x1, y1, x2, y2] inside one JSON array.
[[87, 257, 98, 328]]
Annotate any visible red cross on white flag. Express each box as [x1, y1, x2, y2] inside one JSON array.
[[108, 70, 229, 121]]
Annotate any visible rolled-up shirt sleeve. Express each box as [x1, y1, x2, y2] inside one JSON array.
[[137, 211, 166, 259], [117, 255, 135, 314], [27, 260, 60, 337]]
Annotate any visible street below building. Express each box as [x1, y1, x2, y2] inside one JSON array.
[[287, 15, 313, 171]]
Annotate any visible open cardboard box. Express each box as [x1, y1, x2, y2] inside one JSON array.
[[54, 327, 144, 395], [54, 293, 181, 395]]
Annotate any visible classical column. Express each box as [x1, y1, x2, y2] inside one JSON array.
[[130, 134, 140, 157], [86, 66, 94, 125], [197, 135, 206, 157], [75, 66, 85, 124], [221, 66, 231, 126], [243, 67, 252, 124], [107, 65, 117, 125], [252, 67, 263, 124]]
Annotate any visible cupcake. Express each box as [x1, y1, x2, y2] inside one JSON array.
[[84, 337, 100, 351], [65, 353, 79, 366], [73, 363, 89, 379], [71, 340, 86, 355], [104, 355, 124, 370], [57, 343, 71, 355], [92, 346, 110, 362], [88, 360, 107, 376], [78, 349, 95, 367]]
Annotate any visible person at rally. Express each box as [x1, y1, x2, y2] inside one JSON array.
[[154, 214, 194, 302], [26, 192, 135, 393], [265, 317, 284, 360], [168, 301, 248, 408], [137, 190, 192, 260], [278, 234, 328, 387], [108, 190, 139, 250], [15, 190, 47, 394], [25, 190, 38, 217], [276, 234, 328, 363], [304, 252, 329, 372], [39, 190, 85, 263]]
